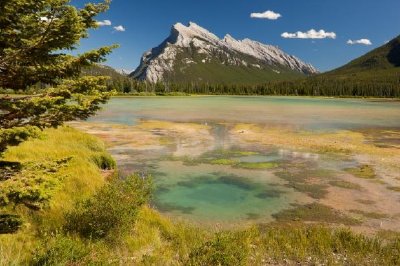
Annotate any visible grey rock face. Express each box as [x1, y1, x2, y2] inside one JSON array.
[[131, 22, 318, 83]]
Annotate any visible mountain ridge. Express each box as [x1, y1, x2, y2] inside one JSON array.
[[130, 22, 318, 83]]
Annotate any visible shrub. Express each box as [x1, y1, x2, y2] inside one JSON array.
[[91, 153, 116, 170], [65, 174, 152, 239]]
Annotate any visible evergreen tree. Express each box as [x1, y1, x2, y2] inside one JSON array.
[[0, 0, 117, 156], [0, 0, 117, 211]]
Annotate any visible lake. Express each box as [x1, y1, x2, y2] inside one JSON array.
[[71, 96, 400, 230]]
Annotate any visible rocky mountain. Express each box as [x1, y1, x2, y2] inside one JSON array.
[[130, 22, 318, 83]]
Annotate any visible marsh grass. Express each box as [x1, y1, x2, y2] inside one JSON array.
[[254, 224, 400, 265], [0, 126, 112, 264]]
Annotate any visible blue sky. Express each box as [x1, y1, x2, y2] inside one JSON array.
[[72, 0, 400, 72]]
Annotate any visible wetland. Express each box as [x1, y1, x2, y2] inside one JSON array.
[[71, 96, 400, 232]]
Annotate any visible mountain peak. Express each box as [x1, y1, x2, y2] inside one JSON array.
[[223, 34, 237, 43], [131, 22, 318, 83], [171, 22, 220, 46]]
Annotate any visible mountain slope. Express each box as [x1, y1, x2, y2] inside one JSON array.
[[326, 35, 400, 76], [270, 34, 400, 97], [131, 22, 317, 83]]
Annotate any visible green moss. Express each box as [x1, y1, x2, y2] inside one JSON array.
[[235, 162, 279, 170], [345, 165, 376, 179], [272, 203, 361, 225], [209, 159, 239, 165], [329, 180, 362, 190], [201, 149, 259, 159]]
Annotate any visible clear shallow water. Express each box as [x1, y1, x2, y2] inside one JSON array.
[[78, 96, 400, 223], [88, 96, 400, 130], [152, 161, 297, 222]]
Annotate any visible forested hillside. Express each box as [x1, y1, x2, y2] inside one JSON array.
[[103, 35, 400, 97]]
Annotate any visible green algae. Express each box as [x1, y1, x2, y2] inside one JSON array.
[[235, 162, 279, 170]]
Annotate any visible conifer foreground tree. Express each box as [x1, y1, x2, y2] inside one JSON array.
[[0, 0, 116, 155], [0, 0, 117, 215]]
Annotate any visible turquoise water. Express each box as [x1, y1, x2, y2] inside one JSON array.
[[89, 96, 400, 130], [77, 96, 400, 223], [152, 161, 295, 222]]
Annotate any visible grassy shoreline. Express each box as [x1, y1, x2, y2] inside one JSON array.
[[1, 127, 400, 265], [2, 93, 400, 100]]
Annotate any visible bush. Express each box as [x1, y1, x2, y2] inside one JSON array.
[[91, 153, 116, 170], [65, 174, 152, 239]]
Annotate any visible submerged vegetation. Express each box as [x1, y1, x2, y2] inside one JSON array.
[[1, 127, 399, 265], [345, 165, 377, 179], [272, 203, 361, 225]]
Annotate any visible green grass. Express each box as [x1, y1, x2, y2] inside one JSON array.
[[0, 126, 111, 265]]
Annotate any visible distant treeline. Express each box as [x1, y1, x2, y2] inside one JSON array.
[[2, 66, 399, 98], [107, 67, 400, 97], [109, 71, 400, 98]]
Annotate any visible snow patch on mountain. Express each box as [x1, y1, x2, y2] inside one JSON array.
[[131, 22, 318, 83]]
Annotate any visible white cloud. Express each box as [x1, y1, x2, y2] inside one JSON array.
[[281, 29, 336, 39], [347, 39, 372, 46], [96, 19, 112, 26], [250, 10, 282, 20], [113, 25, 126, 32]]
